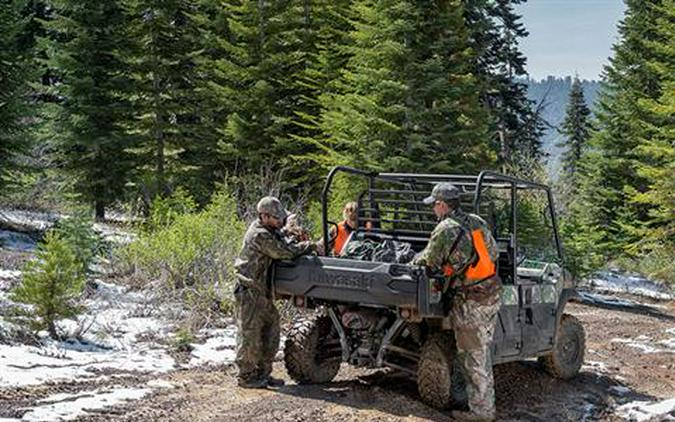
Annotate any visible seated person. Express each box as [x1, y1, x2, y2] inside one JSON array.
[[331, 201, 358, 256]]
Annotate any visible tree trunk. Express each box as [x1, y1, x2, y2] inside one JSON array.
[[47, 320, 59, 340], [95, 201, 105, 222]]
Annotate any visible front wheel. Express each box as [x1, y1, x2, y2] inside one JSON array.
[[539, 314, 585, 379], [284, 313, 342, 384], [417, 332, 457, 409]]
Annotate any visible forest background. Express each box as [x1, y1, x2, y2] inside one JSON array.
[[1, 0, 673, 295]]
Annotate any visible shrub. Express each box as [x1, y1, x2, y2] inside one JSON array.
[[118, 189, 246, 325], [145, 187, 197, 232], [172, 327, 195, 353], [11, 231, 86, 339]]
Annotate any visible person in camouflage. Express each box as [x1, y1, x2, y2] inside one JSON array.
[[412, 183, 502, 422], [234, 196, 317, 389]]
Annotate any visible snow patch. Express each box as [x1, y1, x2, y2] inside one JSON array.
[[0, 279, 177, 387], [586, 270, 674, 300], [0, 209, 58, 232], [616, 397, 675, 422], [0, 230, 35, 252], [610, 386, 632, 395], [582, 360, 609, 374], [611, 337, 675, 354], [146, 379, 175, 389], [19, 386, 151, 421], [0, 341, 174, 387], [188, 326, 237, 367], [0, 269, 21, 280]]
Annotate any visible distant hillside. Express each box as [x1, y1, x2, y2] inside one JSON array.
[[525, 76, 601, 179]]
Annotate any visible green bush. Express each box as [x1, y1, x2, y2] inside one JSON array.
[[118, 189, 246, 324], [145, 187, 197, 232], [11, 231, 86, 339], [172, 327, 195, 353]]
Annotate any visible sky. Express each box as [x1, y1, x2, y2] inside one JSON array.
[[515, 0, 627, 81]]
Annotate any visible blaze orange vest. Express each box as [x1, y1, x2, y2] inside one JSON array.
[[333, 221, 353, 255], [442, 228, 496, 282]]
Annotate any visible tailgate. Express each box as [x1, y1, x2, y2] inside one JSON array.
[[272, 256, 441, 315]]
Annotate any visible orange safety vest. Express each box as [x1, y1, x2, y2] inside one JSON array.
[[442, 228, 496, 283], [333, 221, 353, 255]]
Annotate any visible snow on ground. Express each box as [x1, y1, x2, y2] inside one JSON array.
[[188, 326, 237, 367], [0, 208, 135, 247], [0, 278, 178, 388], [0, 230, 36, 252], [11, 385, 158, 422], [0, 209, 59, 232], [610, 329, 675, 355], [616, 397, 675, 422], [1, 278, 236, 388], [582, 360, 610, 374], [585, 270, 674, 300]]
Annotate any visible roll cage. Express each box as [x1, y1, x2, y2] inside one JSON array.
[[320, 166, 564, 281]]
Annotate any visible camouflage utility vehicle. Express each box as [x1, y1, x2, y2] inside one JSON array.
[[272, 166, 585, 409]]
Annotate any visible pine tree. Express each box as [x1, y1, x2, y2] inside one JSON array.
[[281, 0, 354, 188], [464, 0, 546, 169], [0, 0, 34, 191], [571, 0, 664, 260], [40, 0, 134, 219], [11, 231, 86, 339], [211, 0, 340, 191], [121, 0, 205, 206], [318, 0, 491, 174], [630, 0, 675, 275], [557, 76, 592, 201]]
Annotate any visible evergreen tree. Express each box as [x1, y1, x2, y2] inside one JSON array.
[[631, 0, 675, 262], [40, 0, 133, 219], [557, 76, 592, 201], [211, 0, 342, 191], [11, 231, 86, 339], [0, 0, 34, 191], [282, 0, 354, 188], [571, 0, 664, 260], [464, 0, 546, 169], [319, 0, 491, 174], [122, 0, 205, 205]]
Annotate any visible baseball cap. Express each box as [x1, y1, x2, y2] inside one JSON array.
[[422, 183, 461, 205]]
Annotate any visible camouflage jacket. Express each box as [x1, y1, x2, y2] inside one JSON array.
[[413, 208, 499, 288], [234, 220, 315, 294]]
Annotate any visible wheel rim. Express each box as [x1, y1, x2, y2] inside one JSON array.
[[559, 331, 580, 364]]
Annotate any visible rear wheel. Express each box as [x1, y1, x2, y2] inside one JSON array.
[[417, 332, 457, 409], [539, 314, 585, 379], [284, 313, 342, 384]]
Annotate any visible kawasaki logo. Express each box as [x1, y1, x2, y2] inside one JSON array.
[[313, 270, 375, 291]]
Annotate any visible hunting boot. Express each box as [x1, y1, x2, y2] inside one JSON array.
[[265, 376, 286, 387], [238, 377, 268, 389]]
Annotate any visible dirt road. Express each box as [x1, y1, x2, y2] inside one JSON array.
[[4, 300, 674, 421]]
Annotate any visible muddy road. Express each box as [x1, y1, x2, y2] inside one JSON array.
[[4, 300, 674, 421]]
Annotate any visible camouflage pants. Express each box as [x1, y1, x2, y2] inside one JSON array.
[[234, 284, 280, 382], [451, 292, 501, 417]]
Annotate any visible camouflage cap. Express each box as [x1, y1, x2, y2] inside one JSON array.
[[422, 183, 461, 205], [256, 196, 288, 220]]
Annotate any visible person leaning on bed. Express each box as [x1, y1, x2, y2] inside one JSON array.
[[412, 183, 502, 422], [233, 196, 318, 389]]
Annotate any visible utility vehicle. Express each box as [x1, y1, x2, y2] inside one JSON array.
[[272, 166, 585, 408]]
